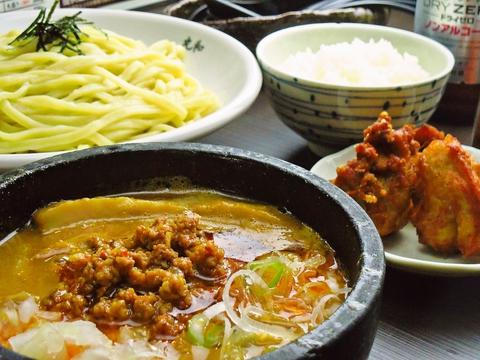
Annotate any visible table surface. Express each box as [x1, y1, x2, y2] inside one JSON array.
[[199, 90, 479, 359]]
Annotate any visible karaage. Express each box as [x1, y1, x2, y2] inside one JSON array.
[[333, 112, 424, 236], [412, 135, 480, 256]]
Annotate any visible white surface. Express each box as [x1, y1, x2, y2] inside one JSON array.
[[0, 10, 262, 172], [311, 144, 480, 276]]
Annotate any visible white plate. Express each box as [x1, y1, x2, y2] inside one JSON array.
[[311, 144, 480, 276], [0, 9, 262, 172]]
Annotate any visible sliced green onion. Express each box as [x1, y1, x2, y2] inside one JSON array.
[[204, 323, 224, 348], [187, 313, 225, 349], [248, 258, 287, 288], [267, 262, 285, 287], [186, 313, 208, 346]]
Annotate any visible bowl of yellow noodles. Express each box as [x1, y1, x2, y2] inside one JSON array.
[[0, 8, 262, 172]]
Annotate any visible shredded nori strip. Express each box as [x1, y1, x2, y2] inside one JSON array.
[[9, 0, 93, 55]]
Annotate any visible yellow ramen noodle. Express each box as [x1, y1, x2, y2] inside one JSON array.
[[0, 26, 220, 153]]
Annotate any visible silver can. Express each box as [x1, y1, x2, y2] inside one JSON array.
[[415, 0, 480, 84]]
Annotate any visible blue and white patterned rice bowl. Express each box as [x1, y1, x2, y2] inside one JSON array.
[[256, 23, 454, 155]]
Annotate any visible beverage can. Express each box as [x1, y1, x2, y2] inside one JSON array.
[[414, 0, 480, 84]]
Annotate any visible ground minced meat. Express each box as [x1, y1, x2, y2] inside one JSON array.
[[42, 211, 226, 338]]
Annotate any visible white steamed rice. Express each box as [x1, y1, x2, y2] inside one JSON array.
[[280, 38, 429, 87]]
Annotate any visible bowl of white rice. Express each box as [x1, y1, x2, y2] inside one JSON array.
[[256, 23, 454, 155]]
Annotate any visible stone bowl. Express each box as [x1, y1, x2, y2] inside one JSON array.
[[0, 143, 385, 359]]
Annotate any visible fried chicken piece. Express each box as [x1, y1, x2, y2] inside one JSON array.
[[333, 112, 444, 236], [333, 112, 423, 236], [412, 135, 480, 256], [413, 123, 445, 150]]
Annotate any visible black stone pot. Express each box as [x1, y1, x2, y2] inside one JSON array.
[[0, 143, 385, 360]]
